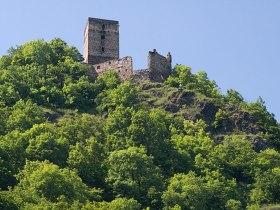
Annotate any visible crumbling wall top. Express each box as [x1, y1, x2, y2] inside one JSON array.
[[88, 17, 119, 24], [147, 50, 172, 82], [91, 56, 133, 79]]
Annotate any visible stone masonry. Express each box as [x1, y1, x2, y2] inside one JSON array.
[[148, 49, 172, 82], [84, 18, 119, 65], [91, 56, 133, 79], [84, 17, 172, 82]]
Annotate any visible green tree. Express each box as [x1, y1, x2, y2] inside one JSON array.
[[96, 81, 138, 112], [250, 167, 280, 206], [0, 38, 90, 108], [171, 119, 214, 172], [128, 108, 177, 175], [49, 38, 83, 64], [195, 70, 221, 98], [0, 156, 15, 190], [11, 39, 52, 67], [244, 97, 277, 130], [106, 146, 164, 208], [0, 105, 9, 135], [257, 149, 280, 171], [18, 198, 84, 210], [7, 100, 45, 132], [165, 65, 196, 89], [63, 76, 96, 109], [196, 137, 257, 183], [67, 138, 105, 187], [166, 65, 221, 98], [12, 160, 98, 205], [58, 113, 104, 145], [95, 70, 121, 90], [225, 199, 242, 210], [266, 125, 280, 151], [162, 172, 207, 210], [82, 198, 141, 210], [224, 89, 244, 104], [0, 55, 12, 69], [0, 65, 30, 99], [104, 105, 133, 151], [243, 98, 280, 151], [0, 84, 20, 106], [0, 191, 18, 210], [204, 171, 240, 210], [0, 131, 28, 188], [213, 109, 229, 129], [25, 123, 69, 166]]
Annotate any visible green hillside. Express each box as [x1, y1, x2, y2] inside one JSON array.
[[0, 39, 279, 209]]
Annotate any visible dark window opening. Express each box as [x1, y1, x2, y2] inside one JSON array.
[[125, 69, 128, 72], [102, 24, 105, 30], [101, 47, 105, 52], [97, 66, 100, 69], [109, 61, 111, 64], [101, 35, 105, 39]]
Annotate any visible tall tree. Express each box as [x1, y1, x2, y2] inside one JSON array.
[[106, 147, 164, 208]]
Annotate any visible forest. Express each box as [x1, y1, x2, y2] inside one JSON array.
[[0, 38, 280, 210]]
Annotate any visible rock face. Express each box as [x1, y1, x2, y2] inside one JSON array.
[[215, 104, 264, 135], [138, 84, 269, 151], [138, 84, 218, 123], [195, 99, 219, 124], [138, 85, 263, 133]]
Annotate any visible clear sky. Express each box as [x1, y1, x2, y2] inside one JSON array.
[[1, 0, 280, 121]]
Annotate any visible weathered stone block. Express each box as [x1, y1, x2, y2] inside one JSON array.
[[84, 18, 119, 65]]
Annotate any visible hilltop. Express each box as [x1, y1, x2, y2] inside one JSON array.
[[0, 39, 279, 209]]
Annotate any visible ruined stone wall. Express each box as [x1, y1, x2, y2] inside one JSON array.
[[84, 18, 172, 83], [84, 18, 119, 65], [91, 56, 133, 79], [88, 50, 172, 82], [147, 49, 172, 82]]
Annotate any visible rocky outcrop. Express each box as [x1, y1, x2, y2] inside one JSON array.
[[138, 83, 269, 150], [215, 104, 264, 135]]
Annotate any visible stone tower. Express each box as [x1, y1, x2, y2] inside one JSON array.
[[147, 49, 172, 82], [84, 18, 119, 65]]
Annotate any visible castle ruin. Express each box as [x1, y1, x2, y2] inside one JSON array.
[[84, 17, 172, 82]]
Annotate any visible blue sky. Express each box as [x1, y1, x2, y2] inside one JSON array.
[[1, 0, 280, 121]]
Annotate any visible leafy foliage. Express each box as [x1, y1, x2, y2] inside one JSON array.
[[7, 99, 45, 132], [0, 39, 279, 209], [166, 65, 221, 98], [67, 137, 105, 188], [82, 198, 141, 210], [10, 160, 101, 208], [162, 172, 208, 210], [106, 147, 164, 208]]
